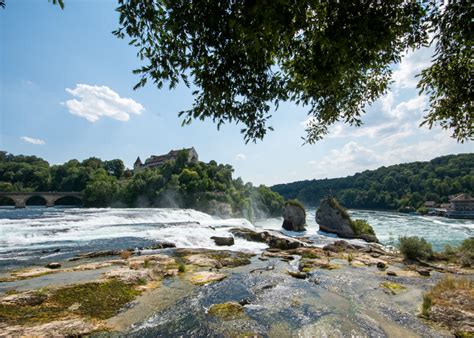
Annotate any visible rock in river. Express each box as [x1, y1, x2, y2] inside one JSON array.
[[282, 201, 307, 232], [46, 262, 61, 269], [211, 236, 235, 246], [316, 197, 378, 243]]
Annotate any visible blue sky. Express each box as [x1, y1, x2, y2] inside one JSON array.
[[1, 1, 472, 186]]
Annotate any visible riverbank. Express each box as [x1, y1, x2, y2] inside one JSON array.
[[0, 227, 472, 336]]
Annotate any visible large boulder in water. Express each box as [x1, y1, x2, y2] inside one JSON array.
[[316, 197, 378, 243], [282, 201, 306, 232]]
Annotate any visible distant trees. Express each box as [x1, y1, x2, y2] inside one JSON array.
[[272, 153, 474, 210], [0, 151, 285, 219]]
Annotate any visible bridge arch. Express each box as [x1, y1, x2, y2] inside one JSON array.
[[54, 195, 83, 206], [25, 195, 48, 206], [0, 192, 83, 208], [0, 196, 15, 206]]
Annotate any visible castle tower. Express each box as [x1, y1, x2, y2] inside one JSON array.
[[133, 156, 142, 173]]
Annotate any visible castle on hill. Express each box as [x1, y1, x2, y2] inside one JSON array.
[[134, 147, 199, 173]]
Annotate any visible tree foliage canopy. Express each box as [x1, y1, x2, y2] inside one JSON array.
[[111, 0, 472, 143]]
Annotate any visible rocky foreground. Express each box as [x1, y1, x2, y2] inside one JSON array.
[[0, 228, 472, 337]]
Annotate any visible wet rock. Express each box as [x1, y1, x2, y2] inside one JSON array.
[[323, 240, 356, 253], [229, 228, 303, 250], [177, 249, 252, 268], [46, 262, 61, 269], [267, 237, 302, 250], [207, 301, 245, 320], [282, 201, 306, 232], [184, 254, 222, 269], [387, 270, 397, 276], [189, 271, 227, 285], [0, 319, 102, 336], [377, 262, 387, 270], [417, 268, 431, 276], [286, 247, 323, 259], [102, 267, 153, 285], [288, 270, 308, 279], [211, 236, 235, 246], [69, 250, 119, 261], [1, 291, 48, 306], [11, 267, 56, 279], [299, 258, 340, 272], [145, 241, 176, 250], [316, 197, 378, 242], [72, 261, 117, 271], [229, 228, 268, 242], [238, 298, 251, 306], [262, 251, 294, 261]]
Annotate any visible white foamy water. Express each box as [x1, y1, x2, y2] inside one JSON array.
[[0, 207, 472, 263], [0, 207, 262, 253]]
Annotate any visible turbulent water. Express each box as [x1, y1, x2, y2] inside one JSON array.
[[0, 206, 472, 271]]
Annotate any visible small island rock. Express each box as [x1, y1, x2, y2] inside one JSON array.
[[316, 197, 378, 243], [282, 201, 306, 232], [210, 236, 235, 246]]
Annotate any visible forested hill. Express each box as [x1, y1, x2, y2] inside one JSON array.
[[0, 151, 284, 219], [271, 154, 474, 210]]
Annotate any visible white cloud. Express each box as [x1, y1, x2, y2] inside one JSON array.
[[235, 153, 246, 160], [21, 136, 45, 145], [64, 84, 144, 122], [309, 141, 382, 178], [392, 48, 431, 89], [383, 94, 427, 120]]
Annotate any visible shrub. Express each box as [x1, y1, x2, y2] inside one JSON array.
[[350, 219, 375, 236], [178, 263, 186, 273], [398, 236, 433, 260], [327, 197, 351, 220], [416, 206, 428, 215], [460, 237, 474, 254], [421, 293, 432, 317], [422, 276, 473, 320]]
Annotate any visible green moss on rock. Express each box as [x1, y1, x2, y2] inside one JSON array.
[[380, 281, 406, 294], [207, 301, 245, 320], [0, 279, 140, 325]]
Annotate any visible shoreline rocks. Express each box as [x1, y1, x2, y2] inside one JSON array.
[[230, 228, 303, 250]]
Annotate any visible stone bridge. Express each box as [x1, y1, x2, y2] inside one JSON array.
[[0, 192, 83, 208]]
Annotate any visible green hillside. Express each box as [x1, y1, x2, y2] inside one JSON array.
[[0, 151, 283, 219], [271, 154, 474, 210]]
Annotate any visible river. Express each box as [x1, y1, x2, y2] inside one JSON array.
[[0, 206, 472, 271]]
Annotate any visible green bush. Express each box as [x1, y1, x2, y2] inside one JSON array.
[[398, 236, 433, 260], [459, 237, 474, 254], [350, 219, 375, 236], [416, 206, 428, 215]]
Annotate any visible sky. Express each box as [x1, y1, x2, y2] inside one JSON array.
[[0, 1, 472, 186]]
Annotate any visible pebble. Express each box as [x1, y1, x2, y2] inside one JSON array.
[[46, 262, 61, 269]]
